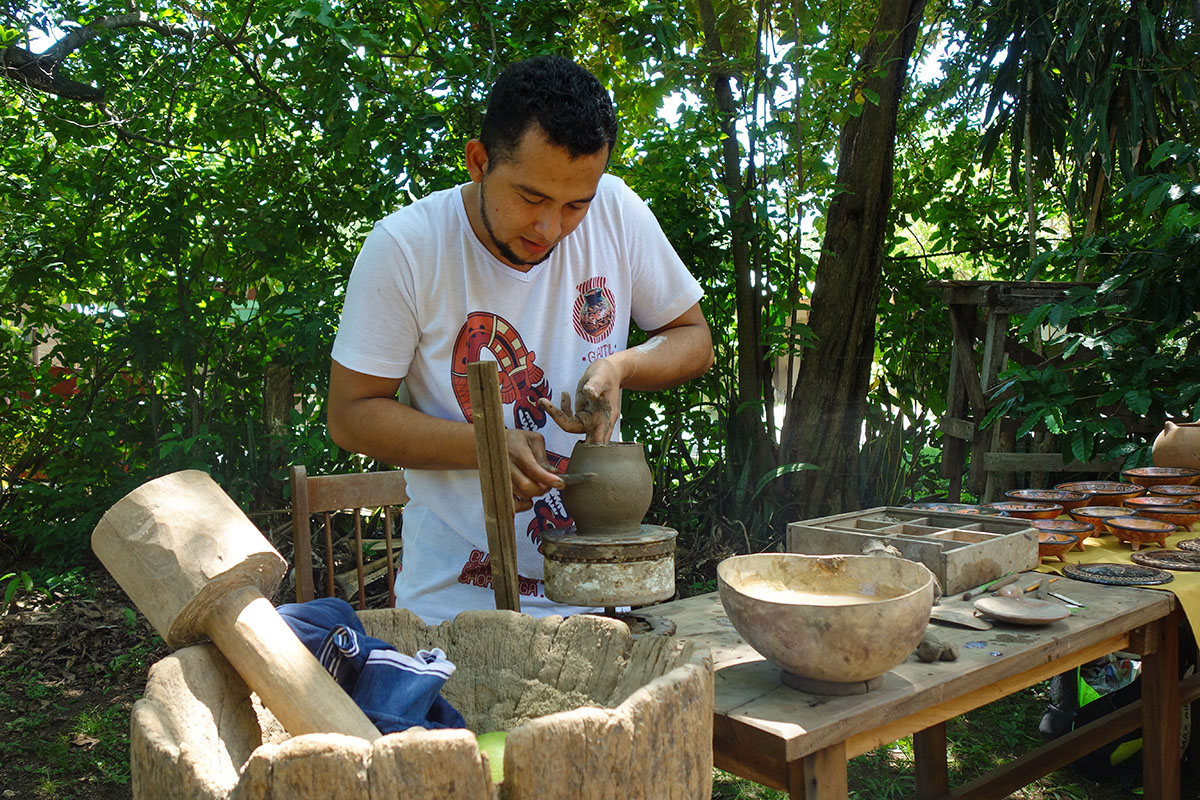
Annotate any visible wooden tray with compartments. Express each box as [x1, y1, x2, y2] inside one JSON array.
[[786, 507, 1038, 595]]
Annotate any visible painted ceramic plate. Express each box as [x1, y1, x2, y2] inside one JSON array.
[[1121, 466, 1200, 488], [904, 502, 1009, 516], [1177, 538, 1200, 552], [984, 501, 1064, 519], [1006, 488, 1092, 510], [1148, 484, 1200, 498], [1062, 562, 1174, 586], [973, 596, 1070, 625], [1130, 550, 1200, 571], [1055, 481, 1145, 502], [1032, 518, 1092, 550]]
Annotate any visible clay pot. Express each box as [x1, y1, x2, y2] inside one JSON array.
[[1153, 421, 1200, 471], [562, 442, 652, 535]]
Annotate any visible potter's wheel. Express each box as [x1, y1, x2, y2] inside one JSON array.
[[781, 672, 884, 696], [541, 524, 678, 608]]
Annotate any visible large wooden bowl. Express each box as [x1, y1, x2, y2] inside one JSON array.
[[717, 553, 934, 685]]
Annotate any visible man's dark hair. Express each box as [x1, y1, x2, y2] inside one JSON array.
[[479, 56, 617, 167]]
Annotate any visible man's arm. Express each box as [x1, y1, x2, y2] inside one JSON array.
[[540, 302, 714, 442], [327, 361, 566, 508]]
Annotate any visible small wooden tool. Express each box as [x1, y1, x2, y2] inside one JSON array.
[[467, 360, 522, 612], [91, 470, 381, 740]]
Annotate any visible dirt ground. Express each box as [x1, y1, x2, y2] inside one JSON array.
[[0, 560, 166, 800]]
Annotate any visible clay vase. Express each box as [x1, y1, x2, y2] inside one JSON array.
[[562, 442, 653, 535], [1152, 421, 1200, 471]]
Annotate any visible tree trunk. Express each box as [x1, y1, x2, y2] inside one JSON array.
[[778, 0, 928, 520], [694, 0, 776, 500]]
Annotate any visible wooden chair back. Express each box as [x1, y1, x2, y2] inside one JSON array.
[[289, 465, 408, 608]]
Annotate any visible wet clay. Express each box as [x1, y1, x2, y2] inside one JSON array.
[[561, 442, 652, 535]]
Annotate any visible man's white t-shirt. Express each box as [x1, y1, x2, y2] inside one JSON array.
[[331, 173, 702, 624]]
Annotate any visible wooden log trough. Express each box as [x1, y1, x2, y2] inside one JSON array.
[[131, 608, 714, 799]]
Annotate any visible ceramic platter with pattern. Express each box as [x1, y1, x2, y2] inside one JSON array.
[[1062, 562, 1174, 586]]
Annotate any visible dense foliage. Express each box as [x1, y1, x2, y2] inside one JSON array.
[[2, 0, 1198, 580]]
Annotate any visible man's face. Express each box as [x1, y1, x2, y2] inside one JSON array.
[[465, 125, 609, 271]]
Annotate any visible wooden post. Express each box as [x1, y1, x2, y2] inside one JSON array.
[[466, 361, 522, 612], [913, 723, 949, 798]]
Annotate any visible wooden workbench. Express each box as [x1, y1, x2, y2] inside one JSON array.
[[654, 576, 1186, 799]]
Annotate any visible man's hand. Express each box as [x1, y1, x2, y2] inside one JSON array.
[[506, 428, 567, 511], [539, 358, 622, 444]]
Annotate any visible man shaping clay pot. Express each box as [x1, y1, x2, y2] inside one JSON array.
[[327, 56, 713, 624]]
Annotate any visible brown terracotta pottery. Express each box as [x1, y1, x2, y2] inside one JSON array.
[[1005, 488, 1092, 512], [1102, 516, 1176, 550], [1037, 531, 1079, 562], [984, 501, 1063, 520], [1147, 484, 1200, 500], [1055, 481, 1144, 506], [1032, 518, 1093, 551], [1120, 465, 1200, 488], [1153, 421, 1200, 471], [561, 442, 653, 535], [1067, 505, 1131, 534], [1129, 505, 1200, 531]]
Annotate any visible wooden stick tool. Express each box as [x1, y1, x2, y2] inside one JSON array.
[[467, 360, 522, 612], [91, 470, 381, 740]]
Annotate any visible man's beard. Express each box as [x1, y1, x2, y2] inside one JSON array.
[[479, 183, 557, 267]]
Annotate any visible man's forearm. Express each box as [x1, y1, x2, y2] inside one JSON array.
[[615, 320, 714, 392], [329, 397, 479, 470]]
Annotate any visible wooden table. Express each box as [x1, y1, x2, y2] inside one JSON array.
[[653, 576, 1185, 799]]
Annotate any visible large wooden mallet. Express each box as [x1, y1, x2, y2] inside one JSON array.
[[92, 469, 380, 740]]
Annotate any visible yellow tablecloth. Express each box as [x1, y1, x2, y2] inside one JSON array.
[[1037, 529, 1200, 646]]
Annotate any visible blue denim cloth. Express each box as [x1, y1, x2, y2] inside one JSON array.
[[278, 597, 466, 733]]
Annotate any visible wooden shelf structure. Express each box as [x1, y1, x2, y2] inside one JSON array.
[[930, 280, 1124, 502]]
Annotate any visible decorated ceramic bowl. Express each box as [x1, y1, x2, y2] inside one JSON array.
[[1055, 481, 1145, 506], [1067, 505, 1132, 533], [1124, 495, 1194, 510], [1147, 484, 1200, 500], [903, 502, 1009, 516], [1120, 466, 1200, 488], [1037, 531, 1079, 562], [1005, 488, 1092, 512], [1102, 516, 1176, 550], [983, 501, 1064, 520], [1129, 505, 1200, 531], [1032, 518, 1093, 551]]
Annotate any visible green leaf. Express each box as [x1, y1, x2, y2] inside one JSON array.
[[750, 462, 821, 501]]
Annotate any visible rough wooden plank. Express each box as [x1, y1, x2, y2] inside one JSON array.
[[1141, 614, 1182, 800], [913, 724, 948, 799], [304, 471, 408, 513], [940, 416, 975, 441], [466, 360, 521, 612], [801, 741, 848, 800], [982, 452, 1123, 473], [947, 306, 988, 418]]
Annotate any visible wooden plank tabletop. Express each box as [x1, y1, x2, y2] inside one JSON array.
[[653, 573, 1173, 771]]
